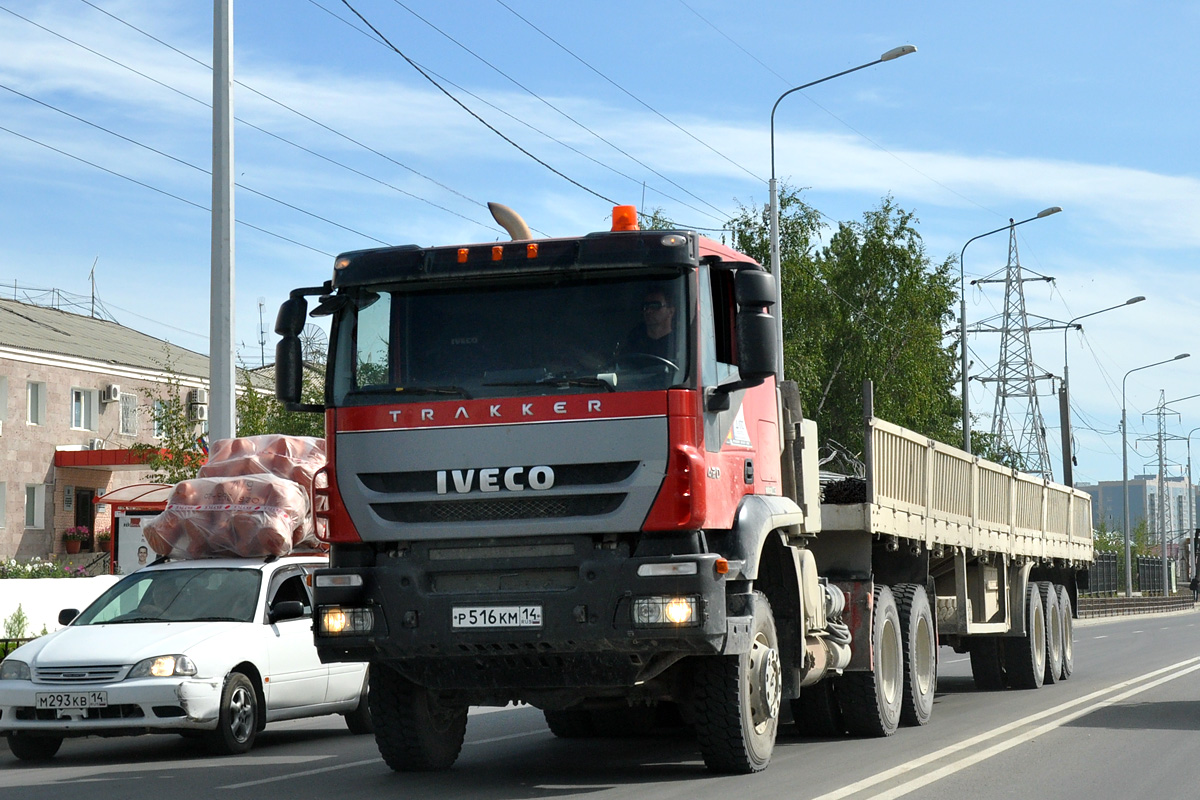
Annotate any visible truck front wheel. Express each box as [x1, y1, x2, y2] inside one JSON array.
[[370, 664, 468, 771], [690, 591, 781, 773]]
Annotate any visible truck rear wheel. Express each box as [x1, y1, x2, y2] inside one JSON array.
[[1056, 584, 1074, 679], [370, 664, 468, 771], [1004, 583, 1046, 690], [894, 583, 936, 726], [1038, 582, 1063, 685], [968, 636, 1006, 690], [840, 584, 903, 737], [690, 591, 781, 773]]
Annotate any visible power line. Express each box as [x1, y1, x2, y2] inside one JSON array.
[[392, 0, 732, 219], [3, 2, 503, 237], [0, 124, 334, 258], [340, 0, 619, 208]]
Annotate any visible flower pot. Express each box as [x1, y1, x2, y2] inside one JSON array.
[[99, 538, 113, 553], [65, 539, 81, 555]]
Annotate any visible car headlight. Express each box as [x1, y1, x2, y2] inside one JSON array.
[[128, 655, 197, 679], [0, 659, 31, 681]]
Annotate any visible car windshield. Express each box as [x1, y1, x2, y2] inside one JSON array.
[[72, 568, 262, 625], [330, 273, 691, 404]]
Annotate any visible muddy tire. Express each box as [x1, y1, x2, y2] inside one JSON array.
[[690, 591, 781, 773], [370, 665, 467, 771], [840, 584, 903, 737]]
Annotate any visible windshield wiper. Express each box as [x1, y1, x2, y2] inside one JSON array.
[[355, 385, 471, 398], [485, 375, 614, 392]]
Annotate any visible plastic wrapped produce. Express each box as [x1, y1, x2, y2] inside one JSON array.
[[143, 474, 317, 559], [199, 434, 326, 492]]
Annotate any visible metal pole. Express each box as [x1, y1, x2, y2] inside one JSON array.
[[210, 0, 236, 442], [768, 45, 915, 382], [1059, 296, 1144, 485], [958, 207, 1061, 454], [1121, 354, 1192, 596]]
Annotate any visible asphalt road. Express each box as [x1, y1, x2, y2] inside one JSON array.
[[4, 608, 1199, 800]]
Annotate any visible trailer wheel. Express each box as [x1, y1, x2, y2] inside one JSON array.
[[1004, 583, 1046, 690], [840, 584, 903, 737], [1038, 582, 1063, 685], [790, 679, 843, 737], [968, 637, 1006, 690], [690, 591, 781, 773], [894, 583, 937, 726], [1056, 584, 1074, 679], [370, 664, 467, 771]]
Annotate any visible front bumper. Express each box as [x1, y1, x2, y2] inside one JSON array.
[[0, 677, 224, 736], [314, 539, 749, 690]]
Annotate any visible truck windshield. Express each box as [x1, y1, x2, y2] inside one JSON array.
[[332, 274, 690, 404]]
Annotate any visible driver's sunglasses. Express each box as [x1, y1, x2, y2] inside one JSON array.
[[642, 301, 664, 311]]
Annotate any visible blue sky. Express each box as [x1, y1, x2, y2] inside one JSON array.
[[2, 0, 1198, 486]]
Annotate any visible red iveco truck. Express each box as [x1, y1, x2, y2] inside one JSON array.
[[275, 204, 1092, 774]]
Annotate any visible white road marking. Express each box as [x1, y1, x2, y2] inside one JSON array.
[[810, 656, 1200, 800], [1093, 635, 1108, 639]]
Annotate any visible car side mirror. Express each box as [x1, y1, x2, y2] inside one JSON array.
[[269, 600, 307, 623], [58, 609, 79, 626]]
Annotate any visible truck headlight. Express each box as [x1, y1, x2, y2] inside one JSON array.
[[318, 606, 374, 635], [129, 655, 197, 678], [632, 596, 700, 627]]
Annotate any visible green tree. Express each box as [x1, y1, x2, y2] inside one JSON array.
[[235, 365, 325, 438], [130, 370, 205, 484], [726, 189, 959, 470], [637, 207, 676, 230]]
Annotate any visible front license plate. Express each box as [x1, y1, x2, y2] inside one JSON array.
[[451, 605, 542, 629], [36, 691, 108, 710]]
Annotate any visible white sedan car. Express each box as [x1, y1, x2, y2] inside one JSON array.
[[0, 555, 369, 761]]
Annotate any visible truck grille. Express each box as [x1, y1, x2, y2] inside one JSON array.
[[372, 494, 623, 523]]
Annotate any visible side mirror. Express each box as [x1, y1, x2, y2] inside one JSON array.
[[269, 600, 307, 623], [707, 270, 777, 411], [274, 296, 308, 337], [58, 609, 79, 626], [275, 336, 304, 404]]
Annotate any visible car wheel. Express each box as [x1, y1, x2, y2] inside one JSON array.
[[345, 670, 374, 735], [6, 733, 63, 761], [206, 672, 260, 755]]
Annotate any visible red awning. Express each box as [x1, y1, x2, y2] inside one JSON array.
[[54, 448, 156, 471]]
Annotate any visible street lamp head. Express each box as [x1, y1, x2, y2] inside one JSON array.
[[1176, 353, 1191, 360], [1036, 206, 1063, 218], [1125, 296, 1146, 305], [880, 45, 917, 61]]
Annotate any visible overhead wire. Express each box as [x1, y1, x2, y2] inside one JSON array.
[[64, 0, 506, 236], [340, 0, 619, 208]]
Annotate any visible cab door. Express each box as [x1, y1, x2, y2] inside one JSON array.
[[262, 566, 328, 711]]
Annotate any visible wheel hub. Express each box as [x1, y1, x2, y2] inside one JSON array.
[[750, 640, 782, 727]]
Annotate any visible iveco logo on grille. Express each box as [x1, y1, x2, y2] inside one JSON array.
[[436, 466, 554, 494]]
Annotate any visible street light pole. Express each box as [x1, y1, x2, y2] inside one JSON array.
[[769, 44, 915, 379], [1058, 296, 1145, 485], [959, 207, 1062, 452], [1122, 354, 1190, 596]]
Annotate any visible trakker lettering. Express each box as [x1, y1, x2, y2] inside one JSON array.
[[389, 398, 603, 424], [435, 466, 555, 494]]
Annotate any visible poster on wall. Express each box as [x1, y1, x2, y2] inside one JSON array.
[[115, 513, 154, 575]]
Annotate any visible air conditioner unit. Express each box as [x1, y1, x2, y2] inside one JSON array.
[[88, 438, 105, 450], [189, 404, 209, 422], [189, 388, 210, 405], [101, 384, 121, 403]]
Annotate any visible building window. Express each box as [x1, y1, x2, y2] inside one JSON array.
[[153, 400, 165, 439], [120, 392, 138, 436], [27, 381, 46, 425], [24, 484, 45, 529], [71, 388, 98, 431]]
